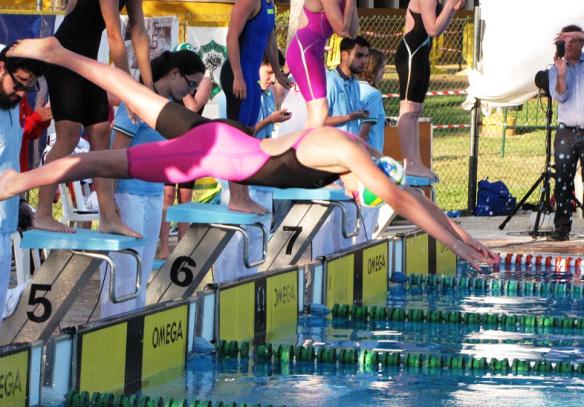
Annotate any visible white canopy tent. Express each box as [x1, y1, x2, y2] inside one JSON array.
[[463, 0, 584, 112]]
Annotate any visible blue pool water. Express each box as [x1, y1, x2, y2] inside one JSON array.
[[133, 264, 584, 406]]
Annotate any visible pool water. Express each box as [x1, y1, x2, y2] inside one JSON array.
[[130, 263, 584, 406]]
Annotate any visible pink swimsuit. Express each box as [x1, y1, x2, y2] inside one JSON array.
[[126, 119, 340, 189], [127, 121, 270, 184], [286, 5, 335, 102]]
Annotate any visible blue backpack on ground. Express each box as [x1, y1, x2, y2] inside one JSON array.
[[473, 179, 516, 216]]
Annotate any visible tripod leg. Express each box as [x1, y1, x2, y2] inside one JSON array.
[[498, 173, 545, 230]]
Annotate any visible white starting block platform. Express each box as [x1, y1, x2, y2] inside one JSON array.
[[258, 187, 360, 271], [0, 229, 143, 346], [146, 203, 269, 304]]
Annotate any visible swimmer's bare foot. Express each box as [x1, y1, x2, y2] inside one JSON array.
[[7, 37, 63, 64], [0, 169, 18, 201], [33, 215, 75, 234], [99, 215, 142, 238], [228, 198, 270, 215], [157, 248, 169, 260]]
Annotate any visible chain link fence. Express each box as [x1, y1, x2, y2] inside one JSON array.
[[276, 10, 549, 211]]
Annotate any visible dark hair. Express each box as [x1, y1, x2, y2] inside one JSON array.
[[561, 24, 583, 33], [340, 36, 371, 53], [0, 43, 46, 77], [359, 48, 386, 85], [261, 49, 286, 67], [149, 50, 205, 82]]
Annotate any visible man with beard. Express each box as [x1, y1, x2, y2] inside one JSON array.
[[0, 44, 45, 324], [325, 36, 371, 135]]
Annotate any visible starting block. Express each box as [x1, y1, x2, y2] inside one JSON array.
[[146, 203, 269, 304], [258, 187, 360, 271], [0, 229, 143, 346]]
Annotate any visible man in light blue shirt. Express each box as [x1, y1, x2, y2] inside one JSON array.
[[0, 46, 45, 323], [325, 37, 370, 135], [548, 24, 584, 241]]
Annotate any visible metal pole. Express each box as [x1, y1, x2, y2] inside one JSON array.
[[467, 6, 482, 213]]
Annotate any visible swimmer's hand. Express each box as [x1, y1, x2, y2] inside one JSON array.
[[268, 109, 292, 123], [461, 236, 499, 264], [35, 77, 49, 106], [349, 110, 369, 121], [450, 239, 498, 272], [452, 0, 466, 11], [35, 105, 52, 123], [234, 75, 247, 100]]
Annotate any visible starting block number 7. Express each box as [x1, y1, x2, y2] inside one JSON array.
[[283, 226, 302, 255]]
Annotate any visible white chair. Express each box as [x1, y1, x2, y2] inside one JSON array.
[[10, 231, 41, 285], [59, 181, 99, 227]]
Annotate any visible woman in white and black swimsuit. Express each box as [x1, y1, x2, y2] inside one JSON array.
[[395, 0, 465, 181]]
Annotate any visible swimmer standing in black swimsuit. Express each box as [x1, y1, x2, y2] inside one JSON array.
[[34, 0, 153, 237], [395, 0, 465, 181]]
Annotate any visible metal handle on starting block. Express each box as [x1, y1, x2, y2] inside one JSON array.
[[70, 249, 142, 304], [313, 200, 361, 238], [211, 222, 267, 268]]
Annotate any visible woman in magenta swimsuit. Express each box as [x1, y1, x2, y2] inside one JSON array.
[[0, 37, 498, 269], [286, 0, 358, 128]]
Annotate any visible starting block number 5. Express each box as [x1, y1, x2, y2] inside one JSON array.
[[27, 284, 52, 323]]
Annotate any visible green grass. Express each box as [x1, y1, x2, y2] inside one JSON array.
[[433, 130, 547, 211]]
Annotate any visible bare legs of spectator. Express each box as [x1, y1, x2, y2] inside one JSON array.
[[306, 97, 329, 129], [397, 100, 438, 180], [158, 184, 193, 259]]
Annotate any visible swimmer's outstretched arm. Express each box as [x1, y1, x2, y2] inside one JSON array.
[[331, 137, 498, 269], [8, 37, 167, 132]]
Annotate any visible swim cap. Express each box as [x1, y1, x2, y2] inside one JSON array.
[[356, 157, 405, 207], [173, 42, 196, 52]]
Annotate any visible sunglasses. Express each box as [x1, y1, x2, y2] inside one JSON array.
[[9, 71, 37, 92], [182, 74, 198, 90]]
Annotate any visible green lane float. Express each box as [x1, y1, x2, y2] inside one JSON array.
[[212, 340, 584, 379], [65, 391, 283, 406], [405, 274, 584, 299], [331, 303, 584, 331]]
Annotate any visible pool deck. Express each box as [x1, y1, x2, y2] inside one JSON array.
[[457, 211, 584, 255]]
